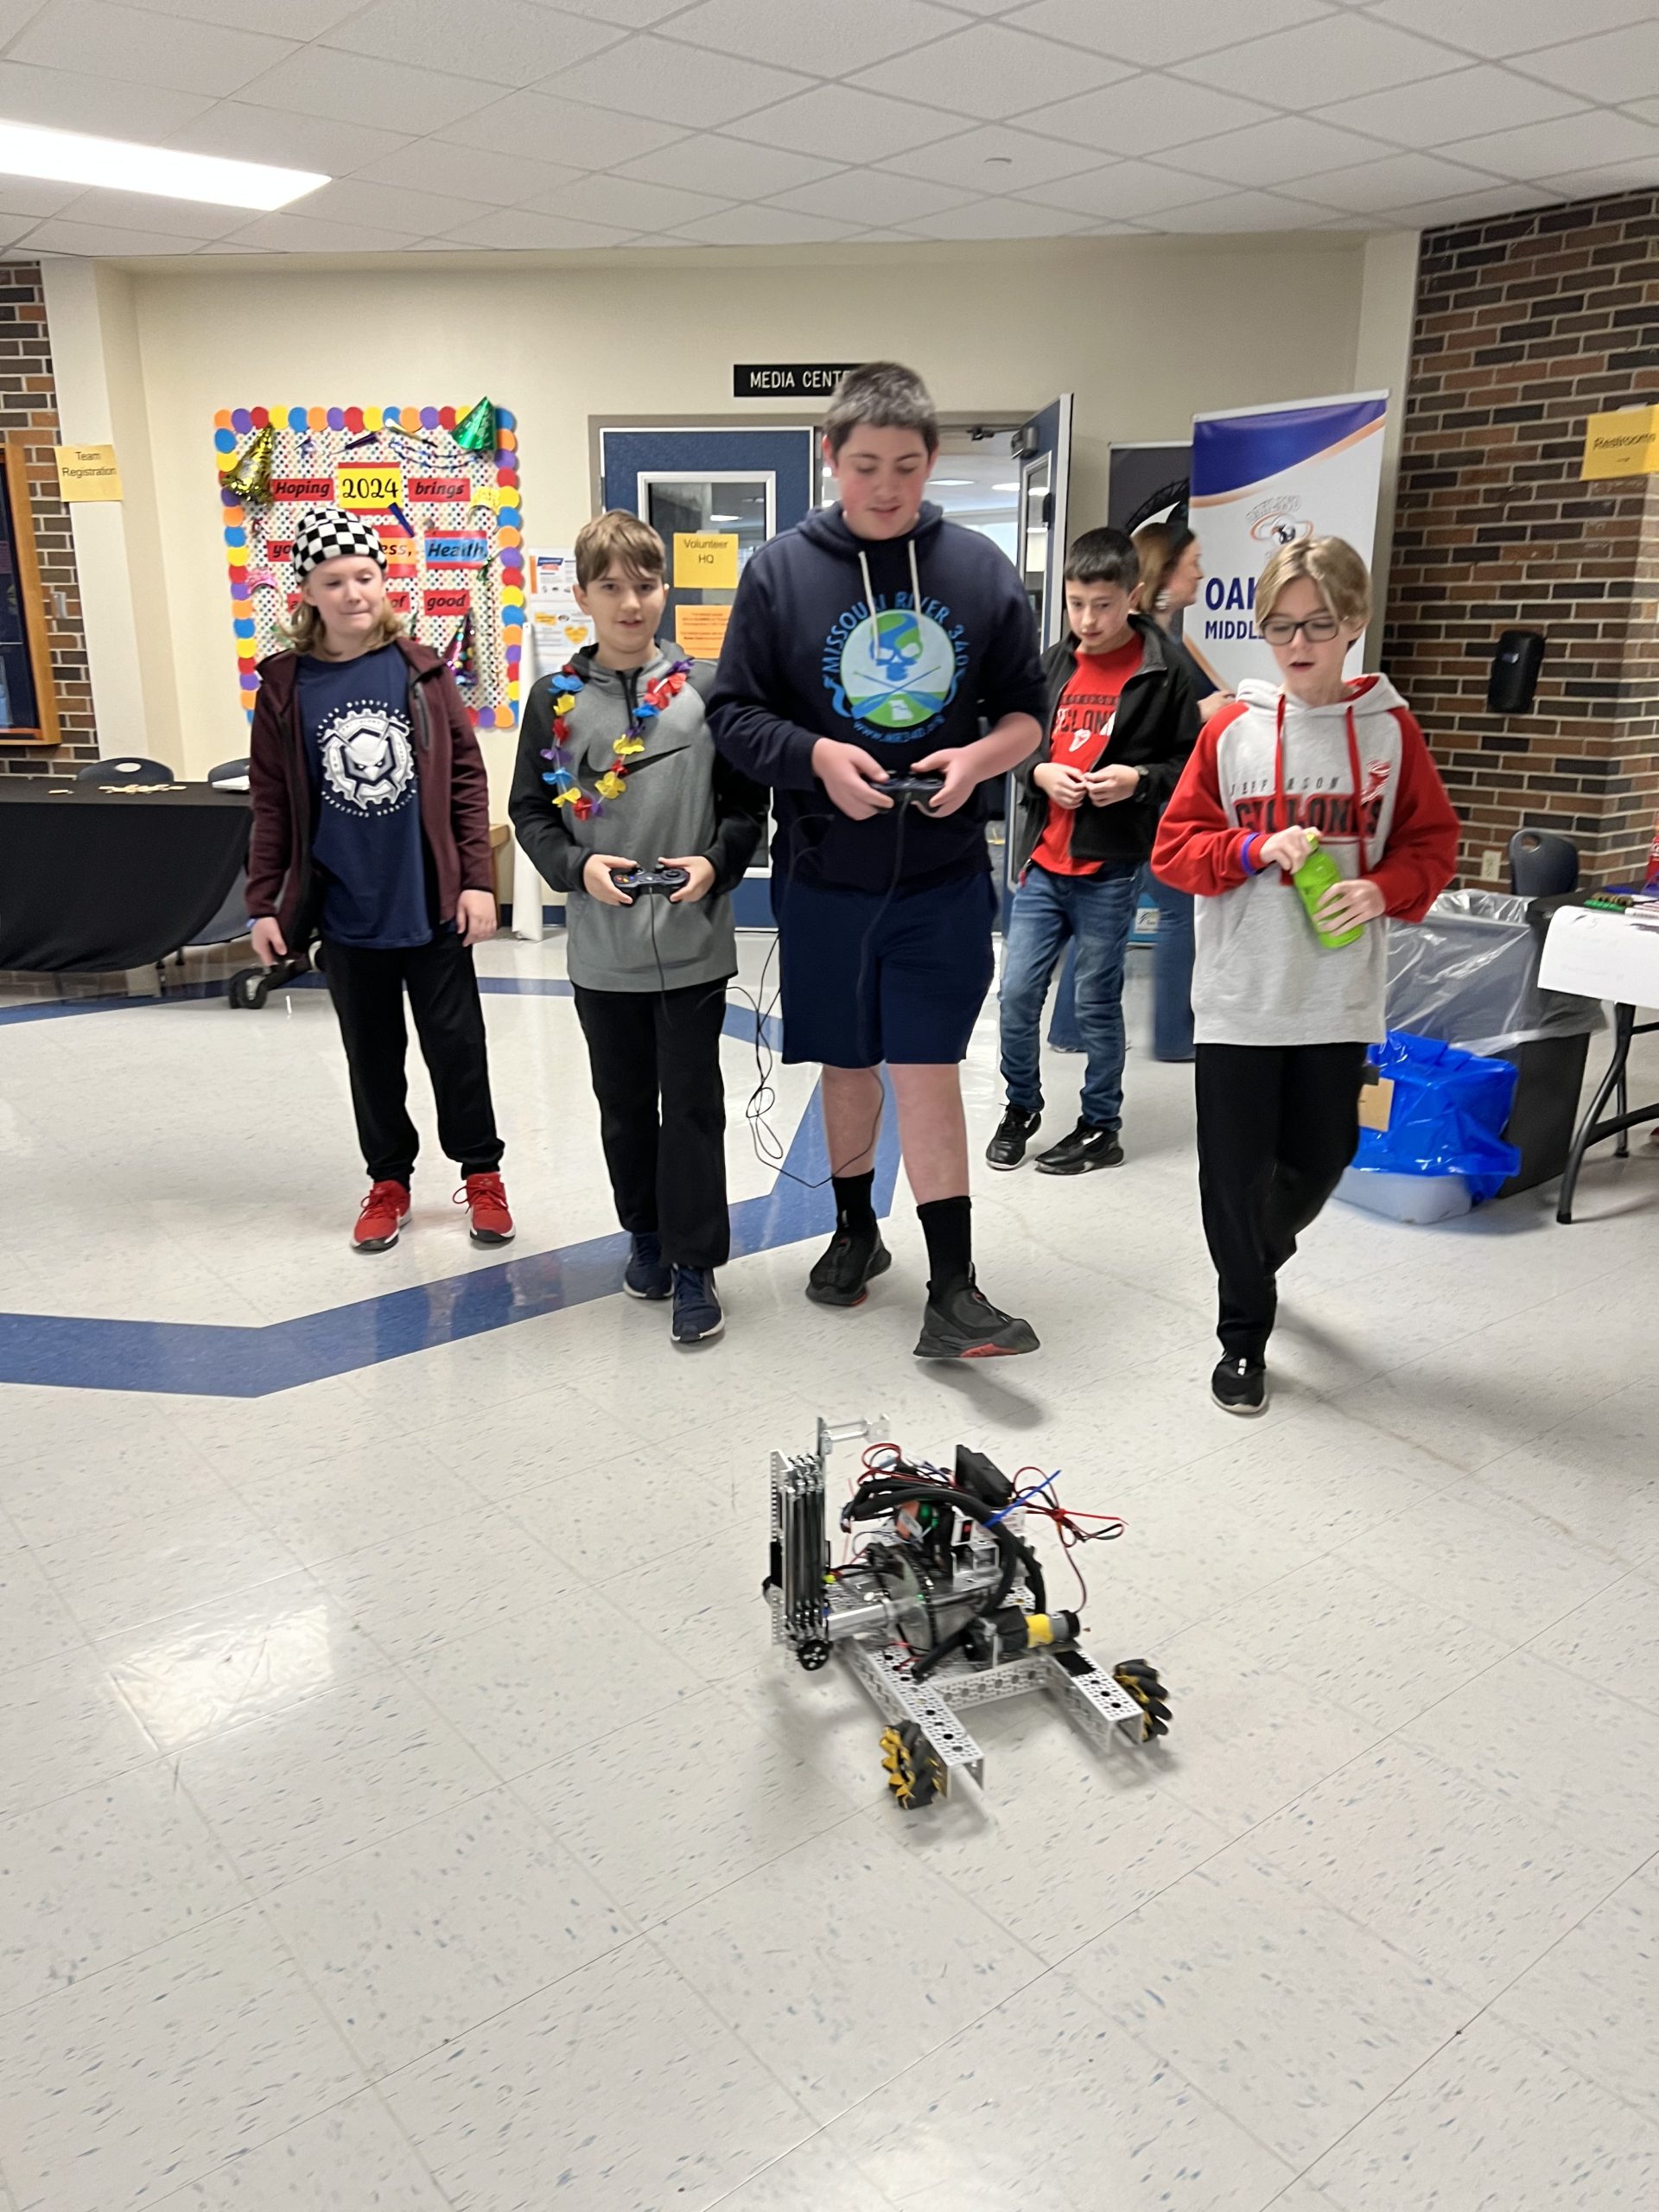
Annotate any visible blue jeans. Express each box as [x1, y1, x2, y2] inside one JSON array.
[[1143, 864, 1195, 1063], [1001, 862, 1140, 1129]]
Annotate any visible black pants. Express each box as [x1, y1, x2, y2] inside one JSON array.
[[324, 932, 504, 1185], [1195, 1041, 1366, 1360], [573, 981, 730, 1269]]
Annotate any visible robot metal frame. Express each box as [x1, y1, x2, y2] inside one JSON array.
[[765, 1416, 1170, 1810]]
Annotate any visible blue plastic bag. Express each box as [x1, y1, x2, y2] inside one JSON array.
[[1354, 1030, 1522, 1204]]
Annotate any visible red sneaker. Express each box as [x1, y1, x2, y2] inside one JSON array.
[[458, 1172, 515, 1247], [353, 1179, 410, 1253]]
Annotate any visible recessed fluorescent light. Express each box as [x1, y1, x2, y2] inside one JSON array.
[[0, 119, 327, 211], [932, 478, 972, 486], [993, 481, 1019, 491]]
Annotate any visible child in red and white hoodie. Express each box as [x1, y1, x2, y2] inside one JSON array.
[[1153, 536, 1459, 1416]]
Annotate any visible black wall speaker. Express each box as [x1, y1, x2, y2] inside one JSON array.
[[1488, 629, 1545, 714]]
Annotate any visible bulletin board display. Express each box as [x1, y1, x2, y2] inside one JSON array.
[[213, 403, 524, 729]]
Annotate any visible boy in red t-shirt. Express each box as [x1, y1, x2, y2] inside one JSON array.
[[989, 529, 1200, 1173]]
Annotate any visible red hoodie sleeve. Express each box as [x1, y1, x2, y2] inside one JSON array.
[[1150, 701, 1256, 897], [1370, 708, 1460, 922], [245, 671, 292, 920], [439, 665, 496, 895]]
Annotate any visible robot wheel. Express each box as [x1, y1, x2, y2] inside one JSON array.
[[1112, 1659, 1171, 1742], [879, 1720, 947, 1812]]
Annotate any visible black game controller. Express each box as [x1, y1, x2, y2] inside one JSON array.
[[880, 772, 946, 807], [609, 865, 690, 896]]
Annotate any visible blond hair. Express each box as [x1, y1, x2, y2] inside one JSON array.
[[575, 509, 666, 589], [1255, 535, 1370, 631], [1132, 520, 1193, 617], [283, 598, 405, 656]]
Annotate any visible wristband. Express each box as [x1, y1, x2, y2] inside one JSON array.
[[1239, 832, 1265, 876]]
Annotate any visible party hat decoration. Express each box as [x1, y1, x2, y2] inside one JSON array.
[[453, 397, 497, 454], [220, 423, 275, 504]]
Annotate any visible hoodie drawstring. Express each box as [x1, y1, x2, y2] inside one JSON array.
[[855, 541, 924, 625], [1273, 692, 1371, 880]]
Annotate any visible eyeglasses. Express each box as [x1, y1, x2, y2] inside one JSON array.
[[1260, 613, 1341, 645]]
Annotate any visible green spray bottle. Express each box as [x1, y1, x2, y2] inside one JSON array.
[[1293, 830, 1365, 949]]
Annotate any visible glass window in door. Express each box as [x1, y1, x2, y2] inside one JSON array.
[[641, 475, 771, 662]]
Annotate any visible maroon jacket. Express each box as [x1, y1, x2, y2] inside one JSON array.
[[245, 635, 495, 942]]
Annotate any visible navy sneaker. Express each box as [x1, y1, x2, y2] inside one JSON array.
[[671, 1266, 724, 1344], [624, 1231, 671, 1301]]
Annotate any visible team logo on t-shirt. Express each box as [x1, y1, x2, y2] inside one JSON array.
[[823, 597, 966, 738], [317, 702, 415, 813]]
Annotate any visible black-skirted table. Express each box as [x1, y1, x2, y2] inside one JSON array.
[[0, 782, 251, 974], [1539, 903, 1659, 1222]]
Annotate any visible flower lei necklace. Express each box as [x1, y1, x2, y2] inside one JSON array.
[[539, 656, 694, 820]]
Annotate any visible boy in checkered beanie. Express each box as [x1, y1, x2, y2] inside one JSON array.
[[246, 505, 516, 1252]]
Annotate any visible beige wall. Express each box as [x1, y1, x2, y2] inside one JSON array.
[[106, 230, 1389, 792]]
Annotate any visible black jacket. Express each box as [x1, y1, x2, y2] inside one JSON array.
[[1009, 616, 1199, 879]]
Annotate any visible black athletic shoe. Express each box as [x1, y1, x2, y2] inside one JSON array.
[[985, 1104, 1041, 1171], [1211, 1356, 1268, 1416], [914, 1274, 1039, 1361], [1035, 1120, 1124, 1176], [806, 1225, 892, 1307]]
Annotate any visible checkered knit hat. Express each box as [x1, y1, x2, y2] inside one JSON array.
[[290, 505, 385, 584]]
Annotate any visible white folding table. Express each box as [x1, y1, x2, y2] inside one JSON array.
[[1538, 905, 1659, 1222]]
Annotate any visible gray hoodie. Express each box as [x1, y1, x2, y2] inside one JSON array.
[[510, 643, 766, 994]]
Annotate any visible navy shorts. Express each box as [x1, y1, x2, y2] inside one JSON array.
[[773, 868, 996, 1068]]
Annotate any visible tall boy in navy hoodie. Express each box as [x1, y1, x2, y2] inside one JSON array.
[[709, 362, 1047, 1360]]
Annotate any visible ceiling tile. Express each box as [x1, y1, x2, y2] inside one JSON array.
[[905, 196, 1094, 238], [438, 92, 687, 165], [10, 0, 294, 96], [1365, 0, 1656, 60], [1312, 66, 1589, 150], [531, 0, 690, 20], [1020, 76, 1277, 156], [1631, 99, 1659, 127], [613, 135, 844, 199], [1017, 163, 1231, 221], [1541, 159, 1659, 197], [1291, 151, 1509, 212], [0, 178, 85, 221], [1507, 22, 1659, 103], [720, 82, 963, 162], [1175, 15, 1464, 105], [663, 0, 961, 70], [1151, 190, 1339, 232], [352, 141, 588, 209], [1389, 182, 1560, 226], [1175, 115, 1395, 187], [0, 59, 213, 137], [321, 0, 626, 86], [765, 169, 974, 225], [548, 35, 812, 126], [237, 47, 501, 131], [221, 208, 426, 251], [846, 22, 1132, 122], [18, 217, 209, 254], [1006, 0, 1335, 68], [52, 186, 248, 238], [196, 240, 277, 251], [525, 175, 735, 229], [285, 180, 503, 237], [165, 102, 414, 175], [671, 203, 858, 244], [877, 122, 1099, 192], [118, 0, 359, 29], [438, 207, 637, 247], [1442, 110, 1659, 181]]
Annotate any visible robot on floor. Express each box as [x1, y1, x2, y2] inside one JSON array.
[[764, 1418, 1170, 1810]]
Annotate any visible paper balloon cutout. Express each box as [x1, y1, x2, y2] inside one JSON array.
[[445, 609, 478, 689], [453, 397, 497, 454], [220, 423, 275, 504]]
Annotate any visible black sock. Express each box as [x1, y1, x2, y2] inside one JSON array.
[[918, 1194, 972, 1296], [832, 1171, 877, 1236]]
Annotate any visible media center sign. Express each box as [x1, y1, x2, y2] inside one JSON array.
[[734, 363, 860, 399]]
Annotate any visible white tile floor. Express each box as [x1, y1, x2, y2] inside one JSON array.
[[2, 935, 1658, 2210]]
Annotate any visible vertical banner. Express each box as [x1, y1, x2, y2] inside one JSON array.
[[1188, 392, 1387, 690]]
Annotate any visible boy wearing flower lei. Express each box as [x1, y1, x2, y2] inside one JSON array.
[[510, 510, 766, 1344]]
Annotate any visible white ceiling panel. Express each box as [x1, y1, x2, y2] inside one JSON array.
[[125, 0, 360, 29], [20, 214, 226, 252], [221, 208, 426, 251], [1017, 163, 1231, 222], [1443, 110, 1659, 181], [438, 207, 636, 247], [613, 134, 844, 200], [437, 92, 687, 166], [906, 195, 1094, 238], [538, 0, 693, 21], [671, 202, 857, 244], [846, 22, 1131, 123], [1021, 76, 1279, 156], [165, 103, 415, 175], [1176, 14, 1465, 105], [877, 122, 1099, 192], [1364, 0, 1658, 60], [1389, 182, 1560, 227], [289, 180, 503, 238], [51, 185, 248, 238], [0, 0, 41, 33], [663, 0, 962, 71], [1292, 151, 1509, 213], [1542, 159, 1659, 197], [351, 141, 588, 210], [0, 176, 84, 219], [550, 35, 812, 128], [1156, 189, 1339, 231], [1176, 115, 1395, 188], [235, 46, 502, 132], [1006, 0, 1335, 69], [764, 169, 974, 226], [1313, 67, 1590, 152], [721, 82, 962, 162], [1508, 22, 1659, 105], [0, 57, 213, 137], [320, 0, 626, 86], [10, 0, 295, 97], [530, 174, 736, 230]]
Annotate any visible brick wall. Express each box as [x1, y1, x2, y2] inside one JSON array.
[[0, 257, 96, 778], [1382, 190, 1659, 887]]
